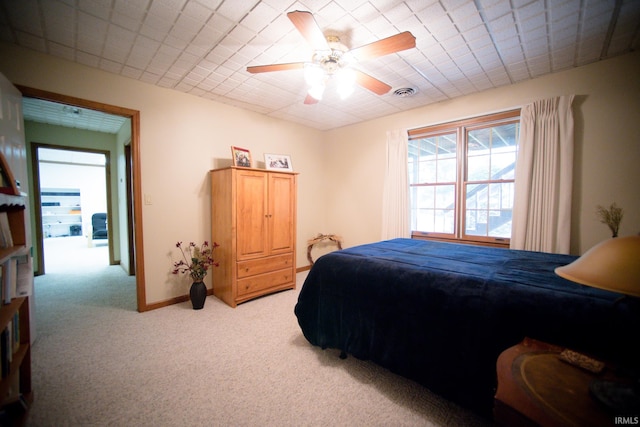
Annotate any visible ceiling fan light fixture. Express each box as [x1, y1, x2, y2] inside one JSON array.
[[308, 84, 325, 101], [304, 63, 325, 87], [340, 51, 355, 66], [337, 85, 354, 100], [312, 49, 332, 64], [336, 68, 356, 100]]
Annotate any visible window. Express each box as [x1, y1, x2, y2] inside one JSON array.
[[408, 110, 520, 245]]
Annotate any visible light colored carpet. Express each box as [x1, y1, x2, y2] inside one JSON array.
[[26, 238, 493, 426]]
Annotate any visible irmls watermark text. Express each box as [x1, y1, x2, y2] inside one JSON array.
[[615, 416, 639, 425]]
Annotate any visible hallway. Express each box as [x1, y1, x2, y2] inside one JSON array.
[[42, 236, 109, 273]]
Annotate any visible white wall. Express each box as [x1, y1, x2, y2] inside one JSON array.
[[324, 50, 640, 255], [39, 161, 107, 239], [0, 41, 327, 305]]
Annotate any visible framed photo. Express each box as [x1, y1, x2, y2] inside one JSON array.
[[231, 146, 252, 168], [264, 153, 293, 172]]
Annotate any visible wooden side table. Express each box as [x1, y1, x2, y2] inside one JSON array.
[[494, 338, 624, 427]]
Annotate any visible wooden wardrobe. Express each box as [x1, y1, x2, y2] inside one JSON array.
[[210, 167, 297, 307]]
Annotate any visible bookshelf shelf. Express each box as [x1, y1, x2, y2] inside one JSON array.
[[0, 247, 28, 267], [0, 298, 23, 330], [0, 195, 24, 208]]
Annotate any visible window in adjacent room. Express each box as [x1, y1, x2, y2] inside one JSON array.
[[408, 110, 520, 246]]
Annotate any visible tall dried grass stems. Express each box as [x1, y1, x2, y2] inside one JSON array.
[[596, 202, 624, 238]]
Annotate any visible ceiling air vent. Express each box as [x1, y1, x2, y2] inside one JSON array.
[[393, 87, 417, 97]]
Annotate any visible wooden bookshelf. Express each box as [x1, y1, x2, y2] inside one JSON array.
[[0, 193, 32, 425]]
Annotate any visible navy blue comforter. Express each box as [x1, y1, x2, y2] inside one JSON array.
[[294, 238, 640, 415]]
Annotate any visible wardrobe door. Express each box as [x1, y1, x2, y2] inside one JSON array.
[[268, 172, 296, 255], [236, 170, 268, 260]]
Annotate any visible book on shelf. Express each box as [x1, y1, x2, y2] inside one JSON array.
[[1, 259, 17, 305], [0, 326, 9, 379], [0, 212, 12, 249], [0, 255, 30, 303], [0, 315, 20, 383], [15, 255, 32, 298], [11, 312, 19, 355]]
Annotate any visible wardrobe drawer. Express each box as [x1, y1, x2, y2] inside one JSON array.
[[237, 268, 294, 297], [237, 253, 293, 279]]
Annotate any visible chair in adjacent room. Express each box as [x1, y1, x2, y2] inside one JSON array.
[[92, 213, 108, 240]]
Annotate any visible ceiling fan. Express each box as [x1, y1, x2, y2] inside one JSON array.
[[246, 11, 416, 104]]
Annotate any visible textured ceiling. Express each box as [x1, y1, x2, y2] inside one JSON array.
[[2, 0, 639, 132], [22, 97, 129, 134]]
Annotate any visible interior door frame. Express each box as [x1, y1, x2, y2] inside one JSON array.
[[124, 143, 135, 275], [17, 85, 147, 312]]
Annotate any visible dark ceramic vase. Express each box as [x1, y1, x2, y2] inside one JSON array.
[[190, 281, 206, 310]]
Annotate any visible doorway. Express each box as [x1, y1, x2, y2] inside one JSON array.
[[18, 85, 147, 312], [34, 146, 111, 273]]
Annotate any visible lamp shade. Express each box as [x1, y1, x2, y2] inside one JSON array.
[[555, 235, 640, 297]]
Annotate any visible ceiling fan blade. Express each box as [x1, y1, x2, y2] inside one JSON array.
[[354, 70, 392, 95], [349, 31, 416, 62], [304, 94, 319, 105], [247, 62, 305, 74], [287, 11, 329, 51]]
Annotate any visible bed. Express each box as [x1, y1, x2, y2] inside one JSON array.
[[294, 238, 640, 415]]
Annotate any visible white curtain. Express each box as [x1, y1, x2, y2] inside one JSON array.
[[511, 95, 575, 253], [381, 129, 410, 240]]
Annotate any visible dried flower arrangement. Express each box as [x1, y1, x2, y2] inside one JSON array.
[[172, 241, 219, 282], [595, 202, 624, 238]]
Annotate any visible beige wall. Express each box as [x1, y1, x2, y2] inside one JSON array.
[[324, 50, 640, 255], [0, 42, 326, 305], [1, 40, 638, 306]]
